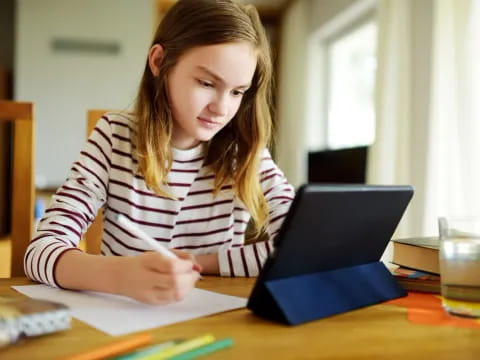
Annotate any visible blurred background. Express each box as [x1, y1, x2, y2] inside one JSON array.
[[1, 0, 479, 272]]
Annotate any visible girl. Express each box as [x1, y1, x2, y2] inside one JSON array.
[[25, 0, 294, 305]]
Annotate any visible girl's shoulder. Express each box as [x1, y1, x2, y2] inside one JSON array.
[[258, 147, 279, 172], [94, 112, 138, 144], [258, 147, 274, 165], [101, 111, 137, 131]]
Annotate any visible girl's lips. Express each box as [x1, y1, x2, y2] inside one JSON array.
[[198, 117, 221, 129]]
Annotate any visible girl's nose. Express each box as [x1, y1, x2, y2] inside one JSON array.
[[208, 94, 229, 117]]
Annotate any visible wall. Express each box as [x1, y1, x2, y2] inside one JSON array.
[[15, 0, 155, 188], [276, 0, 310, 188], [310, 0, 359, 32]]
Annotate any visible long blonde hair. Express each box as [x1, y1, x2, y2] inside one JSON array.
[[134, 0, 273, 234]]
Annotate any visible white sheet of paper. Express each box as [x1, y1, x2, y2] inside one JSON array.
[[12, 285, 247, 336]]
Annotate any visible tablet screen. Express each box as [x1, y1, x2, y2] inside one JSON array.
[[261, 184, 414, 281]]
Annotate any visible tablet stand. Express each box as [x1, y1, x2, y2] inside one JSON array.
[[247, 261, 406, 325]]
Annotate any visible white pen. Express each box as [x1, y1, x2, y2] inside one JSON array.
[[115, 213, 177, 259], [116, 213, 202, 276]]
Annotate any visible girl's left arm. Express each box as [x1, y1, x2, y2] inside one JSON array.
[[215, 149, 295, 277]]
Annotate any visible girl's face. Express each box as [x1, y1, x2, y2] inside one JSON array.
[[166, 42, 257, 149]]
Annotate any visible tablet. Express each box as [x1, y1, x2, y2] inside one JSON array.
[[254, 184, 414, 281]]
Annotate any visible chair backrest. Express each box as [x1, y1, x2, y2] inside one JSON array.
[[84, 109, 110, 255], [0, 101, 35, 277]]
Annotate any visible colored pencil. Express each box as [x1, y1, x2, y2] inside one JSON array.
[[62, 333, 153, 360], [137, 334, 215, 360], [113, 339, 183, 360], [168, 338, 234, 360]]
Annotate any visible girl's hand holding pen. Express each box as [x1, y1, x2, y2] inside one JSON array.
[[115, 251, 202, 305], [112, 214, 202, 304]]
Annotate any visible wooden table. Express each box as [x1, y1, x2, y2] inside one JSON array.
[[1, 277, 479, 359]]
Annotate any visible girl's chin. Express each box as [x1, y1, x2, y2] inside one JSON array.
[[196, 129, 221, 142]]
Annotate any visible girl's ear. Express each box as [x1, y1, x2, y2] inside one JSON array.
[[148, 44, 165, 77]]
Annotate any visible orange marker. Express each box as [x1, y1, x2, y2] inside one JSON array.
[[62, 333, 154, 360]]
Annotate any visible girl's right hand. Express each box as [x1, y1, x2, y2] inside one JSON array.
[[114, 251, 201, 305]]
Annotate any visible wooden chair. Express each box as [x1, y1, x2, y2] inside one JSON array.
[[0, 101, 35, 277], [84, 109, 110, 255]]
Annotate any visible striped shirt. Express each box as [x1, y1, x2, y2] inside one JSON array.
[[24, 113, 295, 287]]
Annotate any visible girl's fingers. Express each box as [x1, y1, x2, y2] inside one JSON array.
[[151, 270, 200, 290], [171, 249, 202, 272], [142, 251, 194, 274], [151, 272, 200, 303], [171, 249, 194, 260]]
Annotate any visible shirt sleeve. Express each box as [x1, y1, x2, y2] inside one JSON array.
[[218, 148, 295, 277], [24, 116, 113, 287]]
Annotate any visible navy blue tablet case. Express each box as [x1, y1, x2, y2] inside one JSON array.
[[247, 184, 414, 325]]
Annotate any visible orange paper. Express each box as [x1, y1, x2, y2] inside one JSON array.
[[385, 292, 480, 328]]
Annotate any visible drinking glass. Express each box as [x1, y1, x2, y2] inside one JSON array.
[[438, 217, 480, 318]]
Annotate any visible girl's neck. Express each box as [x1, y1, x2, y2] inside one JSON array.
[[171, 142, 205, 161]]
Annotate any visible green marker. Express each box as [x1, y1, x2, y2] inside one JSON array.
[[167, 338, 234, 360]]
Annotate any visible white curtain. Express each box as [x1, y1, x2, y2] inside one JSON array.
[[366, 0, 414, 242], [423, 0, 480, 233], [369, 0, 480, 257]]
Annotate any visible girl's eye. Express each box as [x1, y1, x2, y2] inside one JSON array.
[[232, 90, 245, 97], [198, 79, 213, 88]]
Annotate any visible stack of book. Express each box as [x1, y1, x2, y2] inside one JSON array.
[[390, 266, 441, 293], [390, 236, 441, 293]]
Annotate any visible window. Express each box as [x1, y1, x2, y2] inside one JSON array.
[[325, 19, 377, 149]]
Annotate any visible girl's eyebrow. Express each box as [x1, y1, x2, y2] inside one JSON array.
[[196, 65, 251, 89]]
